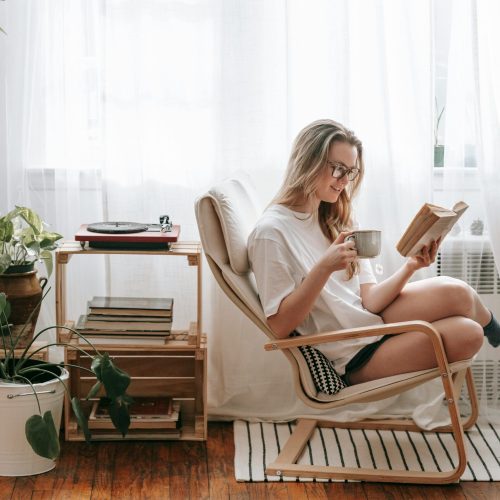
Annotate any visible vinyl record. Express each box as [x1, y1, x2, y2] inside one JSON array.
[[86, 222, 149, 234]]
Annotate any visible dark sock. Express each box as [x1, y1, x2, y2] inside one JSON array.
[[484, 312, 500, 348]]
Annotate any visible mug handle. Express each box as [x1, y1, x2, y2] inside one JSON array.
[[346, 235, 356, 242], [39, 277, 48, 291]]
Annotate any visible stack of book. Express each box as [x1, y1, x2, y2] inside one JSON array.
[[88, 396, 181, 437], [75, 296, 174, 345]]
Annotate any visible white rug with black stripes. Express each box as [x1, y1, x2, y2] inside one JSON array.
[[234, 420, 500, 481]]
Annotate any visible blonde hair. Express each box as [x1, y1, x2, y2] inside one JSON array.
[[273, 119, 365, 279]]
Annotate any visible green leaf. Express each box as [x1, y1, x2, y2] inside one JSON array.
[[0, 293, 8, 315], [0, 253, 11, 274], [21, 227, 36, 246], [40, 249, 53, 277], [12, 206, 43, 234], [39, 232, 63, 248], [107, 398, 131, 437], [86, 380, 102, 399], [71, 397, 91, 442], [91, 353, 130, 399], [25, 411, 60, 460], [0, 218, 14, 243], [0, 294, 10, 332]]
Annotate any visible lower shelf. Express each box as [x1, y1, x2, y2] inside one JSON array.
[[65, 399, 206, 441], [65, 425, 203, 442]]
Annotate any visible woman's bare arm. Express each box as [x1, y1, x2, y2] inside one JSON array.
[[360, 240, 439, 314]]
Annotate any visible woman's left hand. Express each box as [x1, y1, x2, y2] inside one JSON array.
[[407, 237, 441, 271]]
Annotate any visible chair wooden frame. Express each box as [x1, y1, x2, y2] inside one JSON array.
[[196, 187, 479, 485], [263, 323, 478, 483]]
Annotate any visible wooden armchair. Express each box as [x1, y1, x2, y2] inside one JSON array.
[[195, 175, 478, 484]]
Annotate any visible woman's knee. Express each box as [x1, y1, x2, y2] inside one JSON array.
[[442, 317, 483, 362], [434, 276, 476, 317]]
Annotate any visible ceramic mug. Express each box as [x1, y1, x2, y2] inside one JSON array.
[[346, 230, 381, 258]]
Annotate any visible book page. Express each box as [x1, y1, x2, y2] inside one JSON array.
[[398, 209, 437, 256], [403, 201, 468, 256], [405, 215, 456, 256]]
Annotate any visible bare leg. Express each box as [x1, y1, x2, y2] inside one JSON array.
[[380, 276, 491, 327], [348, 316, 483, 385]]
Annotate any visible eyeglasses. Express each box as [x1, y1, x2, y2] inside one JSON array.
[[327, 161, 360, 181]]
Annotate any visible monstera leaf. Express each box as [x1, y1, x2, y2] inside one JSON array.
[[25, 411, 60, 460], [91, 353, 132, 436]]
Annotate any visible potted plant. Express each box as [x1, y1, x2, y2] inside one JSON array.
[[434, 99, 445, 168], [0, 291, 132, 476], [0, 206, 63, 346]]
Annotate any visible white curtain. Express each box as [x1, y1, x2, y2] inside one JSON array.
[[436, 0, 500, 422], [1, 1, 498, 423]]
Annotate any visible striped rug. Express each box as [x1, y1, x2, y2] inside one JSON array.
[[233, 420, 500, 481]]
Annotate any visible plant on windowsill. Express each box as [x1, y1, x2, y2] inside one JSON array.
[[0, 291, 132, 476], [434, 99, 445, 168]]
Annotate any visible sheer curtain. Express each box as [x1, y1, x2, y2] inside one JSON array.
[[2, 1, 498, 423], [437, 0, 500, 422]]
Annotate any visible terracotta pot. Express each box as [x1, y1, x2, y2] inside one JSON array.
[[0, 270, 48, 348]]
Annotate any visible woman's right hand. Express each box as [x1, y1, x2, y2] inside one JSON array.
[[320, 231, 358, 272]]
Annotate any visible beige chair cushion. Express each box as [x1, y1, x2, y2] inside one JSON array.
[[208, 174, 261, 275]]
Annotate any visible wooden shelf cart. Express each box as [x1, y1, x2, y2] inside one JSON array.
[[55, 241, 207, 442]]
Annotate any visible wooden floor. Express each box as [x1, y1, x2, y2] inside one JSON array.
[[1, 422, 500, 499]]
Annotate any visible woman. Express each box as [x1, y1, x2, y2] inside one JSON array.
[[247, 119, 499, 386]]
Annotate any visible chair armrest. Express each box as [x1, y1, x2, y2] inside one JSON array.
[[264, 320, 454, 377], [264, 320, 438, 351]]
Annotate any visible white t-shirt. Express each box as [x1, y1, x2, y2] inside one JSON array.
[[247, 204, 384, 375]]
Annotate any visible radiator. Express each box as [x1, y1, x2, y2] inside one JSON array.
[[437, 243, 500, 406]]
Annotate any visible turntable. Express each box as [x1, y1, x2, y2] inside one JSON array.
[[75, 216, 180, 250]]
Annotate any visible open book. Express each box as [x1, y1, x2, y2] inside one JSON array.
[[397, 201, 469, 257]]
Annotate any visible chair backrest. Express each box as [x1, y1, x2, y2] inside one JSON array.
[[194, 175, 322, 402], [194, 175, 271, 333]]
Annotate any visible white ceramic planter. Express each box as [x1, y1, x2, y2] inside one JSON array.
[[0, 368, 69, 476]]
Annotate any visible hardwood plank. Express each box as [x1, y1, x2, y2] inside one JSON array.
[[0, 476, 16, 498], [363, 483, 405, 499], [303, 481, 329, 499], [31, 492, 55, 500], [324, 482, 367, 499], [90, 441, 118, 500], [32, 442, 95, 500], [11, 476, 36, 499], [168, 440, 209, 499], [280, 480, 324, 499], [146, 442, 171, 499], [39, 439, 80, 495], [461, 482, 500, 500], [110, 442, 152, 498], [71, 442, 98, 498], [264, 481, 290, 498], [206, 422, 230, 499], [400, 483, 466, 499], [246, 482, 269, 500]]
